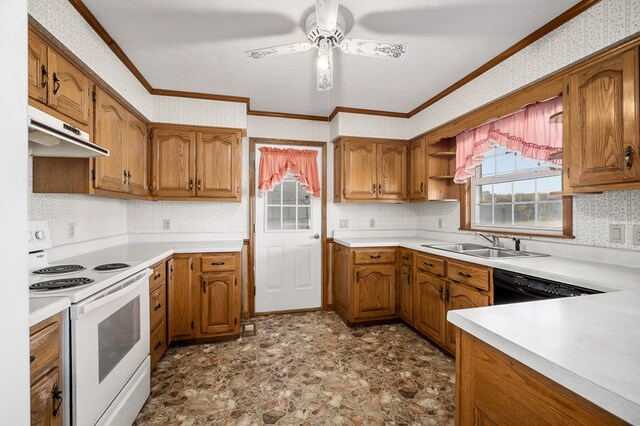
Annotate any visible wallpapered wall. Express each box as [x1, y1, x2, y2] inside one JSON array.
[[27, 0, 640, 252]]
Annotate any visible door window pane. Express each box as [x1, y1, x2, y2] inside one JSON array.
[[297, 207, 311, 230], [282, 207, 297, 230], [267, 206, 281, 230], [98, 297, 140, 383], [282, 181, 297, 205], [267, 185, 281, 204], [265, 179, 314, 232]]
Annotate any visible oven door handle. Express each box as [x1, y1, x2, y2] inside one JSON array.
[[71, 269, 151, 320]]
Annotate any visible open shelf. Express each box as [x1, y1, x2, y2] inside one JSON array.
[[430, 175, 455, 180], [425, 137, 460, 202], [429, 151, 456, 158]]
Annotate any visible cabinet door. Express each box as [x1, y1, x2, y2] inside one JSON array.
[[200, 271, 238, 335], [196, 130, 240, 199], [169, 256, 196, 340], [30, 367, 62, 426], [399, 264, 413, 324], [414, 271, 446, 345], [569, 48, 640, 186], [47, 50, 91, 126], [377, 142, 407, 200], [28, 31, 48, 105], [353, 264, 396, 320], [343, 142, 377, 200], [150, 128, 196, 197], [445, 282, 489, 354], [93, 88, 127, 193], [333, 142, 343, 202], [409, 138, 427, 200], [125, 113, 148, 196], [166, 258, 175, 345]]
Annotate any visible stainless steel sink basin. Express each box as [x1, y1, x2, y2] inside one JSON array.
[[421, 243, 487, 252], [463, 248, 529, 258]]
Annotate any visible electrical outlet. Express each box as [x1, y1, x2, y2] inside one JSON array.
[[67, 223, 75, 239], [609, 224, 625, 244], [163, 219, 171, 231], [438, 218, 443, 229], [339, 219, 349, 229], [369, 218, 375, 228], [633, 224, 640, 246]]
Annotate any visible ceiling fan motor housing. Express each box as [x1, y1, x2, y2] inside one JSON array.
[[305, 10, 346, 48]]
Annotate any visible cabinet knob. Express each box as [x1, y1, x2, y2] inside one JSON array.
[[154, 340, 162, 350], [372, 184, 376, 194], [625, 145, 633, 169], [52, 383, 62, 417], [40, 65, 49, 88], [52, 72, 61, 95], [189, 179, 194, 190], [197, 179, 202, 191], [154, 303, 162, 311]]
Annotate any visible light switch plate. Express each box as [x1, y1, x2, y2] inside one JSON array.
[[163, 219, 171, 231], [609, 224, 625, 244], [633, 224, 640, 246]]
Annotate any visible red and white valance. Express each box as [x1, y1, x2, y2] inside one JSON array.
[[454, 96, 563, 183], [258, 147, 321, 197]]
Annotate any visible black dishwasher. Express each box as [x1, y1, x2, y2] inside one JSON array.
[[493, 268, 602, 305]]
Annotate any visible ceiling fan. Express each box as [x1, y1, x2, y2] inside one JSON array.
[[245, 0, 408, 91]]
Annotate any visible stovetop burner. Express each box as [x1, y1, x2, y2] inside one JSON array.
[[94, 263, 130, 271], [30, 277, 94, 290], [32, 264, 86, 275]]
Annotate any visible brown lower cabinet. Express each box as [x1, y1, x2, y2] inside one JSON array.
[[149, 259, 169, 371], [169, 252, 241, 343], [332, 244, 492, 355], [30, 313, 63, 425], [456, 330, 627, 425]]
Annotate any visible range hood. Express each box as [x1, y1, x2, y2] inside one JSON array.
[[28, 106, 109, 158]]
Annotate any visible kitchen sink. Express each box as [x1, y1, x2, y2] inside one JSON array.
[[423, 243, 549, 259], [421, 243, 487, 252], [463, 248, 529, 258]]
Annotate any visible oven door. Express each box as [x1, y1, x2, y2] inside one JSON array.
[[70, 269, 150, 426]]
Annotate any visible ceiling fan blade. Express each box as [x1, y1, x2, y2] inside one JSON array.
[[340, 39, 408, 60], [317, 49, 333, 91], [315, 0, 340, 32], [245, 42, 313, 59]]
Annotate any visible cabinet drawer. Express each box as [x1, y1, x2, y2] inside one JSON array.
[[201, 254, 237, 272], [150, 318, 167, 370], [399, 250, 414, 266], [415, 253, 446, 277], [149, 282, 166, 331], [353, 249, 396, 264], [30, 320, 60, 383], [149, 262, 166, 290], [446, 260, 490, 291]]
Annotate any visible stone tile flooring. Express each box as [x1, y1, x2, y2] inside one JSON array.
[[135, 312, 455, 425]]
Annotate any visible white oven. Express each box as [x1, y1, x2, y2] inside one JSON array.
[[70, 269, 151, 426]]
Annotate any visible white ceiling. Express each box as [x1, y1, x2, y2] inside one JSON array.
[[83, 0, 581, 116]]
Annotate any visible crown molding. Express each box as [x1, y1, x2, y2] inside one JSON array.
[[65, 0, 601, 122]]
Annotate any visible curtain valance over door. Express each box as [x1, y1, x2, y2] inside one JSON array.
[[258, 147, 321, 197]]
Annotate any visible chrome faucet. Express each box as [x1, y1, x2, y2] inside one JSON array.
[[477, 232, 501, 247]]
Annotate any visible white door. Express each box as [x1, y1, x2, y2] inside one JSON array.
[[255, 144, 322, 313]]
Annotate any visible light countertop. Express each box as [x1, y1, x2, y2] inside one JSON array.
[[447, 291, 640, 424], [333, 236, 640, 293], [29, 297, 70, 327]]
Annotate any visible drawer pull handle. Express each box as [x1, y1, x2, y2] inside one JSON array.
[[30, 355, 35, 364], [154, 341, 162, 350], [52, 72, 60, 95], [211, 261, 226, 266], [52, 384, 62, 417], [438, 286, 444, 301], [369, 255, 381, 259], [625, 145, 633, 169], [402, 256, 409, 260], [356, 272, 360, 283], [423, 262, 434, 268], [458, 271, 472, 279], [154, 303, 162, 311], [154, 273, 161, 279]]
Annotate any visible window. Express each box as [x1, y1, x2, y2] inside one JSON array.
[[265, 177, 312, 231], [471, 146, 563, 234]]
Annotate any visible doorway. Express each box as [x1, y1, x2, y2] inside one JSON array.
[[249, 138, 327, 315]]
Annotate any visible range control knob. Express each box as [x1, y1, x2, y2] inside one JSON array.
[[34, 230, 45, 240]]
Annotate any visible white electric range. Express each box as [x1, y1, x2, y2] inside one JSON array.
[[29, 221, 151, 426]]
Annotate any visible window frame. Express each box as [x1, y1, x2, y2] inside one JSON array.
[[263, 177, 313, 233]]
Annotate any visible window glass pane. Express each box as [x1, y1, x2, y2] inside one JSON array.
[[537, 202, 562, 228], [493, 145, 507, 155], [537, 176, 562, 201], [479, 185, 493, 203], [480, 157, 495, 177], [282, 181, 297, 205], [267, 184, 281, 205], [514, 179, 535, 202], [477, 205, 492, 225], [514, 203, 536, 226], [494, 204, 513, 225], [298, 190, 311, 206], [496, 153, 515, 174], [282, 207, 296, 230], [267, 206, 281, 230], [493, 182, 512, 203], [515, 153, 539, 171], [297, 207, 310, 230]]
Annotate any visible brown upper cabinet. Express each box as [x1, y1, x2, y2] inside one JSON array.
[[28, 29, 92, 131], [567, 46, 640, 190], [150, 124, 242, 201], [408, 138, 427, 200], [334, 137, 407, 202]]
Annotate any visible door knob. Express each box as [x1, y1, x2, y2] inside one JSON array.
[[313, 233, 320, 239]]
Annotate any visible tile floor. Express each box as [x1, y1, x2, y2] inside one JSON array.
[[135, 312, 455, 425]]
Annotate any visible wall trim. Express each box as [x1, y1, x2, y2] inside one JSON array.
[[64, 0, 602, 122]]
